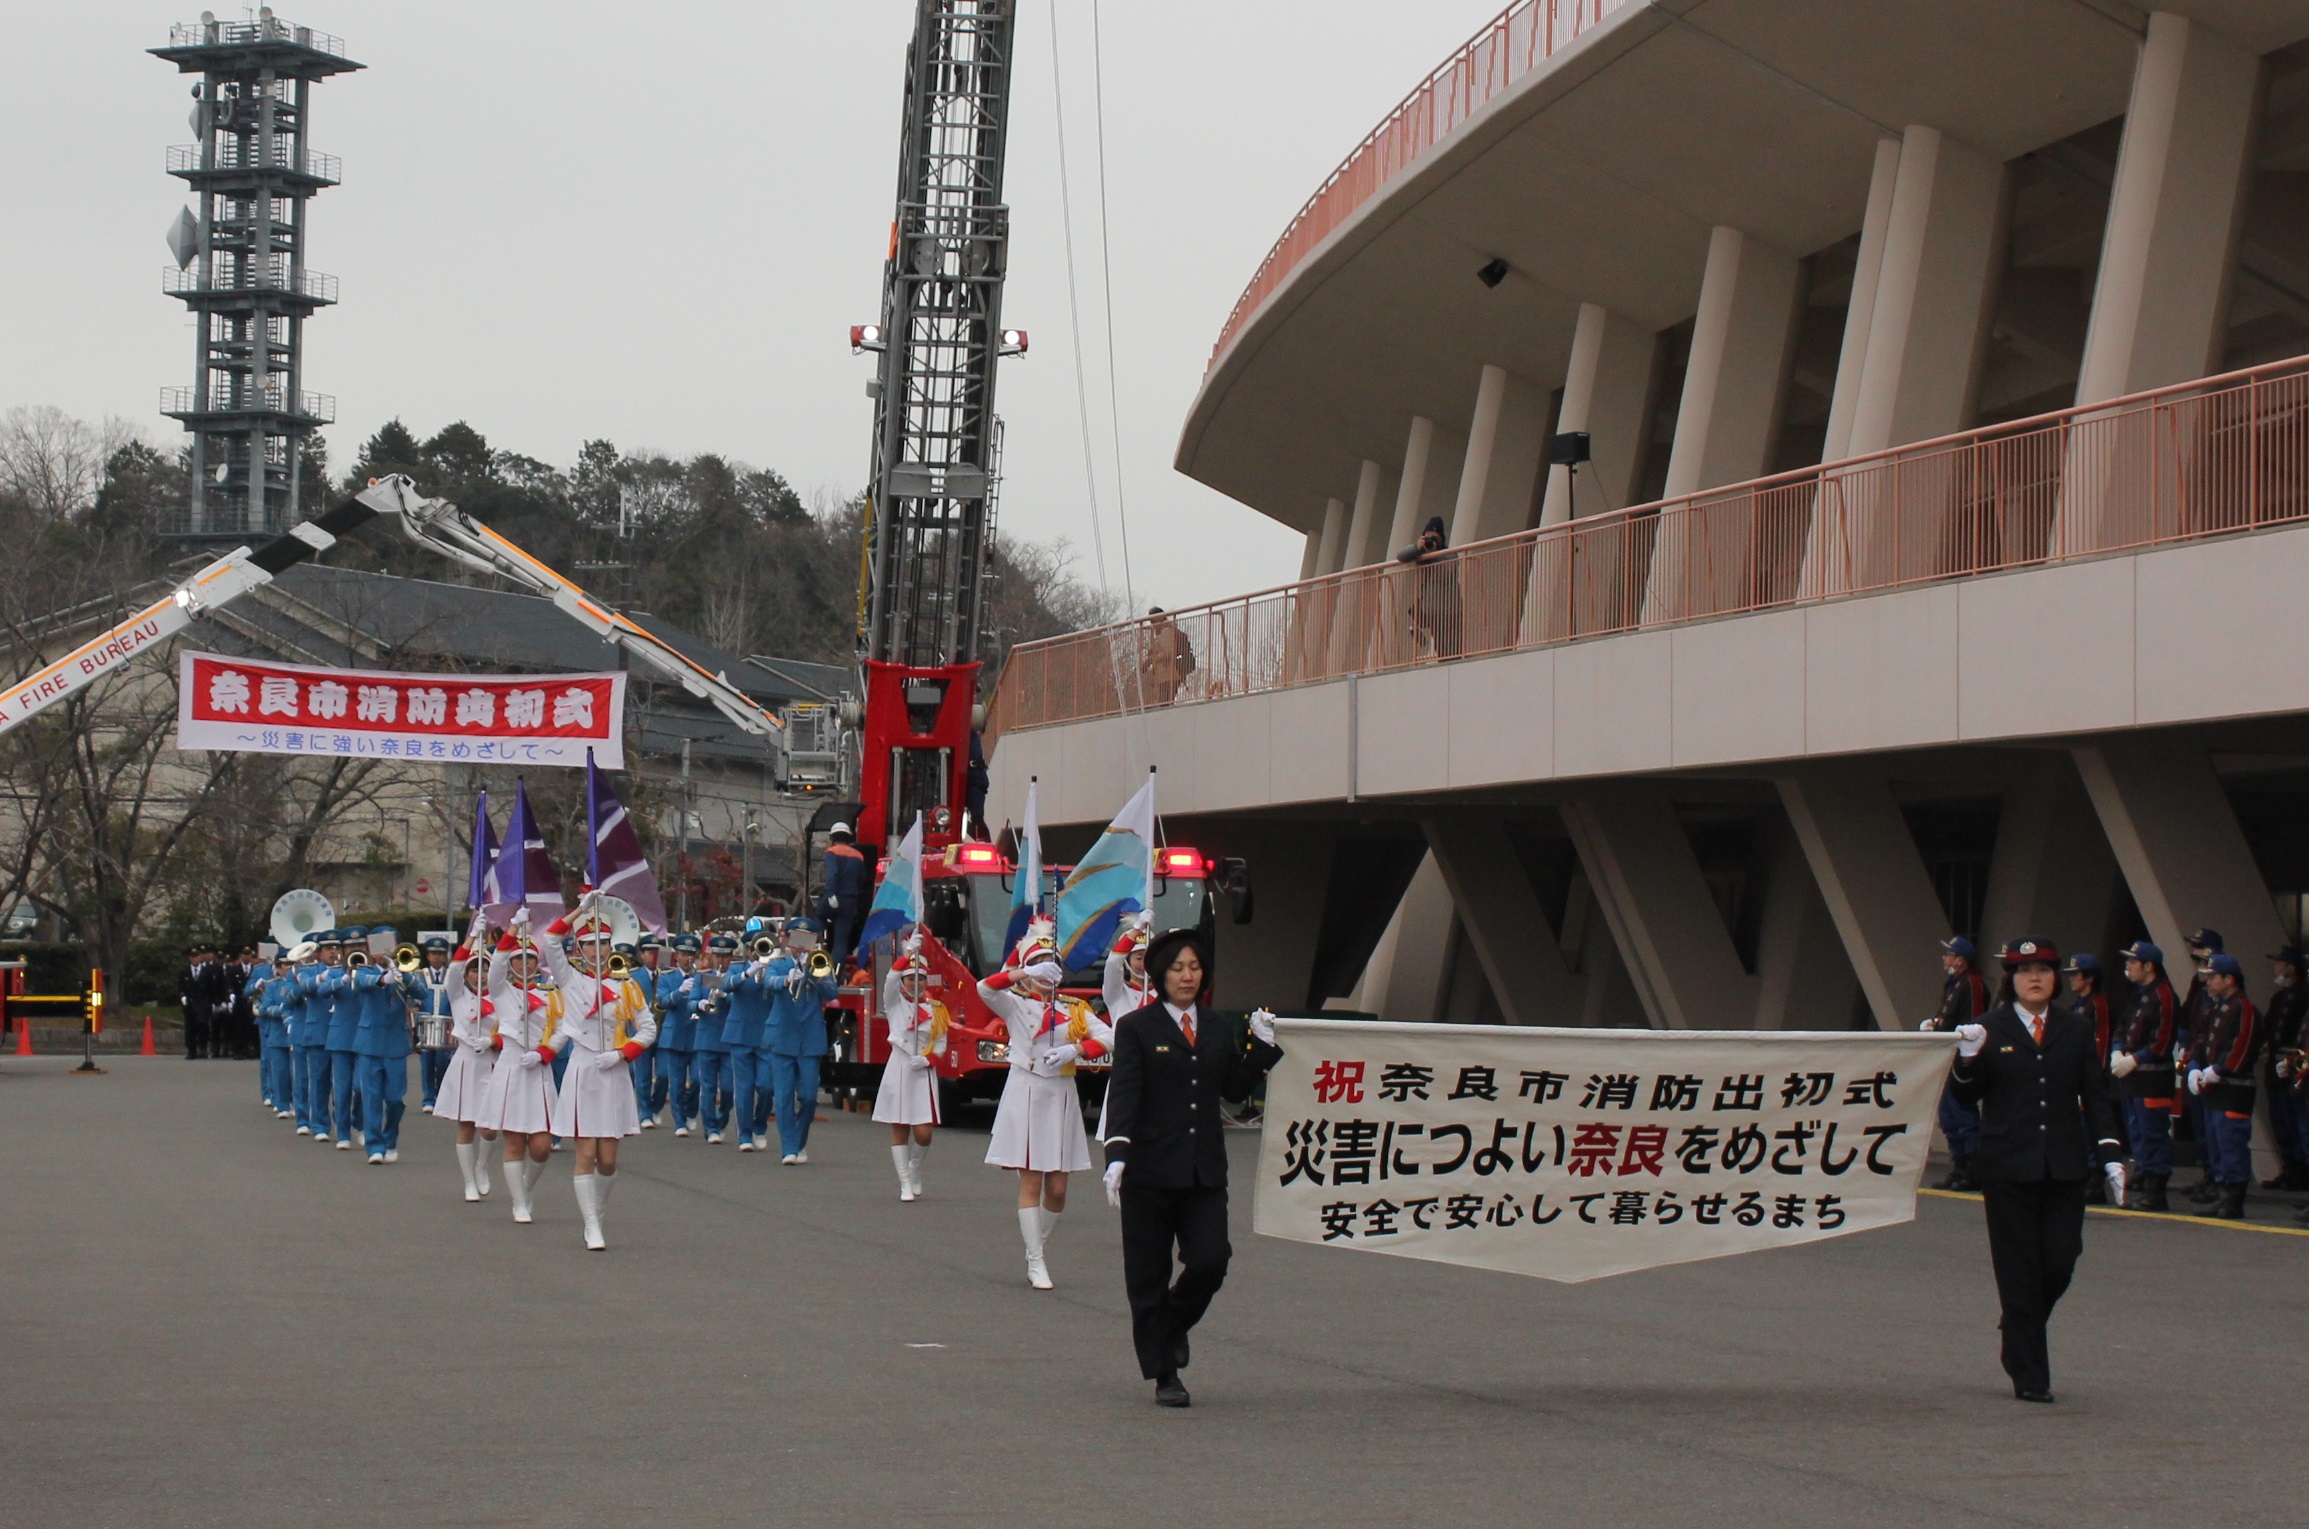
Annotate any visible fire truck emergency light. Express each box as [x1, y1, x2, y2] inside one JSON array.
[[955, 844, 1002, 868], [850, 324, 886, 354], [1160, 849, 1203, 874], [999, 329, 1028, 356]]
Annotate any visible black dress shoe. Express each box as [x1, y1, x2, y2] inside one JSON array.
[[1155, 1375, 1190, 1408], [2014, 1388, 2055, 1404], [1171, 1332, 1190, 1372]]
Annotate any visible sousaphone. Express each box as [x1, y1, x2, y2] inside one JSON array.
[[269, 888, 335, 955]]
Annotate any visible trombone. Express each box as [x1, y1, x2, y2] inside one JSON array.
[[806, 949, 835, 980], [394, 944, 422, 974], [345, 949, 370, 968]]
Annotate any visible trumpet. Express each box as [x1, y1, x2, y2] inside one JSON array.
[[345, 949, 369, 968], [752, 934, 778, 958], [394, 944, 422, 974], [807, 949, 836, 980], [607, 951, 632, 978]]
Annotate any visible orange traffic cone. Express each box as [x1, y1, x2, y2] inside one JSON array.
[[12, 1018, 30, 1056], [139, 1016, 157, 1057]]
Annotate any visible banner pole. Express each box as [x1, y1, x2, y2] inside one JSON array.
[[72, 968, 107, 1075]]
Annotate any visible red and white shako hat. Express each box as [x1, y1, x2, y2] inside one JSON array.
[[1011, 914, 1059, 969]]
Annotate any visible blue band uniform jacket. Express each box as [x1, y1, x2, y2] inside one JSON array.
[[1101, 1003, 1283, 1190], [1948, 1002, 2123, 1182]]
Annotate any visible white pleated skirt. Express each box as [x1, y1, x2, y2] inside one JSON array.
[[433, 1045, 495, 1124], [549, 1051, 642, 1139], [479, 1053, 555, 1136], [985, 1068, 1090, 1171], [872, 1054, 940, 1126]]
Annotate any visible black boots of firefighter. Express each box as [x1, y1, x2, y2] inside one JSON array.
[[2207, 1182, 2246, 1220], [2126, 1172, 2170, 1213], [1934, 1154, 1977, 1192], [2186, 1174, 2221, 1205]]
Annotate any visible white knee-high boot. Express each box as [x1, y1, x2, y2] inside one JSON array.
[[573, 1172, 605, 1251], [892, 1144, 915, 1201], [910, 1139, 930, 1196], [1018, 1206, 1052, 1290], [1039, 1206, 1061, 1260], [504, 1157, 533, 1223], [455, 1141, 481, 1201]]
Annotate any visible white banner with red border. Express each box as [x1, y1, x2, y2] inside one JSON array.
[[1254, 1020, 1956, 1283], [175, 651, 625, 768]]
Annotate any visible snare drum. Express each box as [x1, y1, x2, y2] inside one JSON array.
[[414, 1013, 449, 1051]]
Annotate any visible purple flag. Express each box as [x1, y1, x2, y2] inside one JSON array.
[[466, 791, 500, 912], [485, 778, 565, 925], [586, 750, 668, 933]]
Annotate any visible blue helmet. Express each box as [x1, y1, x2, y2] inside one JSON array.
[[1938, 935, 1975, 961], [2208, 952, 2244, 978]]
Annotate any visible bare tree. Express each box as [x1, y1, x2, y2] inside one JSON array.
[[0, 407, 140, 522]]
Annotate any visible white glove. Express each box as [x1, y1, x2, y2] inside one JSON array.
[[902, 931, 923, 956], [784, 969, 804, 994], [1033, 1044, 1078, 1076], [512, 907, 531, 928], [1918, 1017, 1943, 1032], [1954, 1023, 1987, 1058], [2110, 1052, 2138, 1079], [1248, 1007, 1277, 1046], [1024, 961, 1065, 987], [2278, 1054, 2297, 1080], [516, 1047, 541, 1069], [908, 1051, 933, 1072], [2187, 1067, 2210, 1095], [2103, 1162, 2126, 1202], [595, 1048, 623, 1072], [1103, 1160, 1125, 1206]]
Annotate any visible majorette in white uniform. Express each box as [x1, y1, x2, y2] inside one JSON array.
[[1096, 917, 1153, 1141], [539, 906, 658, 1252], [873, 941, 949, 1201], [433, 938, 501, 1201], [479, 927, 561, 1225], [980, 917, 1112, 1290]]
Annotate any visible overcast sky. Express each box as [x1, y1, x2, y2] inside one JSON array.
[[1, 2, 1503, 612]]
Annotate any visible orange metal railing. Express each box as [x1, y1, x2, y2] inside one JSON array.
[[987, 357, 2309, 740], [1208, 0, 1631, 373]]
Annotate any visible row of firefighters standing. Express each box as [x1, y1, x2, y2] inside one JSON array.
[[1922, 927, 2309, 1222]]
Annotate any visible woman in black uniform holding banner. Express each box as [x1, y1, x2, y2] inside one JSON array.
[[1099, 930, 1282, 1409]]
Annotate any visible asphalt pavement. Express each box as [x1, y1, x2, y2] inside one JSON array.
[[1, 1055, 2302, 1528]]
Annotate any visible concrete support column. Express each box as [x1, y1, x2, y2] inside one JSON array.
[[1750, 817, 1862, 1030], [1421, 815, 1583, 1026], [1539, 302, 1653, 526], [1357, 852, 1458, 1023], [1343, 458, 1396, 569], [1298, 530, 1323, 581], [1822, 137, 1905, 465], [1844, 125, 2006, 456], [1386, 415, 1466, 555], [1776, 765, 1951, 1030], [1329, 461, 1397, 672], [1664, 226, 1804, 498], [1561, 791, 1758, 1029], [1200, 819, 1339, 1012], [1313, 496, 1349, 575], [2076, 14, 2262, 404], [1979, 755, 2125, 958], [1449, 365, 1550, 549]]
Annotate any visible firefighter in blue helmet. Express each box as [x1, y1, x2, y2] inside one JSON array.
[[2110, 940, 2180, 1210], [691, 934, 737, 1144], [819, 822, 869, 965], [411, 936, 457, 1114], [655, 934, 701, 1134], [765, 916, 842, 1164], [1920, 935, 1989, 1190], [2185, 952, 2263, 1220]]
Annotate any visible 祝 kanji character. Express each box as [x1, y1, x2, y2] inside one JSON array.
[[1618, 1123, 1668, 1177], [1579, 1072, 1639, 1111], [1692, 1192, 1727, 1226], [406, 687, 448, 725], [1377, 1062, 1433, 1102], [504, 688, 546, 729], [1319, 1202, 1358, 1241], [1652, 1190, 1685, 1224], [1448, 1065, 1499, 1102], [1713, 1073, 1766, 1111], [1779, 1070, 1835, 1108], [1733, 1190, 1766, 1227], [1312, 1059, 1365, 1105], [1427, 1124, 1472, 1174], [1647, 1072, 1702, 1112], [1814, 1194, 1846, 1229], [1518, 1069, 1567, 1103], [306, 680, 349, 720], [1565, 1121, 1622, 1177], [1331, 1120, 1381, 1186], [1771, 1194, 1807, 1230], [551, 687, 594, 728], [355, 685, 397, 724], [1607, 1191, 1649, 1226], [1529, 1193, 1561, 1225], [1842, 1069, 1899, 1108], [1770, 1120, 1817, 1175], [1569, 1192, 1605, 1224], [1403, 1196, 1441, 1230], [1279, 1120, 1329, 1185], [258, 676, 299, 717], [1442, 1193, 1484, 1230], [1719, 1123, 1767, 1174], [1817, 1121, 1858, 1176], [1362, 1199, 1402, 1237], [1471, 1120, 1517, 1177], [206, 669, 251, 714], [1860, 1123, 1909, 1175], [455, 689, 497, 728], [1676, 1124, 1721, 1173]]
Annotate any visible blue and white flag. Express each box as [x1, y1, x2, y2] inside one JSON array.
[[859, 812, 924, 951], [1056, 773, 1156, 966], [1005, 776, 1043, 953]]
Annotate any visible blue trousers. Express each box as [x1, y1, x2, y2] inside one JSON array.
[[695, 1051, 729, 1134], [659, 1050, 695, 1127], [726, 1050, 762, 1145], [767, 1053, 821, 1158], [2204, 1108, 2255, 1184], [261, 1040, 293, 1113], [2122, 1097, 2174, 1176], [299, 1046, 329, 1135], [330, 1050, 365, 1142], [357, 1055, 408, 1154], [753, 1048, 776, 1138], [629, 1046, 660, 1122], [421, 1048, 451, 1108], [1938, 1086, 1980, 1156]]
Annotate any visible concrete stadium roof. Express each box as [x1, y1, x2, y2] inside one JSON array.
[[1178, 0, 2309, 531]]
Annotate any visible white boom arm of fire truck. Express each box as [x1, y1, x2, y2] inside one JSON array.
[[0, 475, 787, 760]]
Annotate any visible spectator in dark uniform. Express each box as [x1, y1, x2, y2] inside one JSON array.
[[178, 944, 222, 1060], [2258, 945, 2309, 1192], [1394, 516, 1461, 660], [1920, 935, 1990, 1190], [1946, 937, 2124, 1404], [965, 732, 991, 839], [2184, 953, 2262, 1221], [2176, 927, 2221, 1203], [817, 821, 869, 963], [1099, 929, 1281, 1409], [2110, 941, 2180, 1211], [2062, 953, 2115, 1202]]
